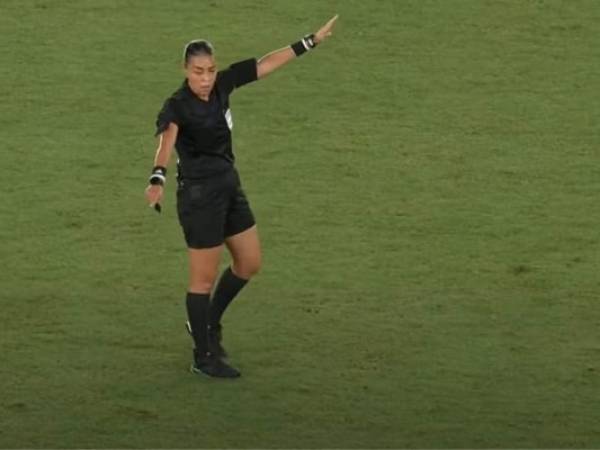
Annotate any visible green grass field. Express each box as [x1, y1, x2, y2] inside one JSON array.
[[2, 0, 600, 447]]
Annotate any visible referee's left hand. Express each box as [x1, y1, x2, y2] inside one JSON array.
[[314, 14, 339, 44]]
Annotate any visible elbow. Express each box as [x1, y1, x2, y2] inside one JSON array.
[[256, 60, 271, 79]]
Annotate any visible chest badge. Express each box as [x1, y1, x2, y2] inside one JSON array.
[[224, 108, 233, 130]]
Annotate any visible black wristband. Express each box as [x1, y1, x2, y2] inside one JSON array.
[[291, 34, 317, 57], [149, 166, 167, 186], [291, 40, 307, 56]]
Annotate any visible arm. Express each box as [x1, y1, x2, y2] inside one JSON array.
[[256, 14, 338, 79], [145, 122, 179, 209], [256, 47, 297, 80], [152, 123, 178, 168]]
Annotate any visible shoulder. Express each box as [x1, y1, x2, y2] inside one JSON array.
[[171, 85, 188, 102], [164, 85, 187, 106], [217, 58, 258, 93], [155, 83, 189, 132], [216, 65, 233, 86], [157, 84, 189, 115], [218, 58, 257, 79], [160, 80, 191, 104]]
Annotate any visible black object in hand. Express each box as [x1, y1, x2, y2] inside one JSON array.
[[154, 203, 162, 213]]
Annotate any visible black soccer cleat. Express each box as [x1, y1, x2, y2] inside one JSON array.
[[208, 323, 228, 359], [190, 349, 241, 379]]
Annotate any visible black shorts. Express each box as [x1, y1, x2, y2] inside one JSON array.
[[176, 169, 256, 249]]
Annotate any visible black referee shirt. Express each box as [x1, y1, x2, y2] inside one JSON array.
[[155, 58, 258, 180]]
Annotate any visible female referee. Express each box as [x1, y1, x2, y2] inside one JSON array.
[[144, 15, 338, 378]]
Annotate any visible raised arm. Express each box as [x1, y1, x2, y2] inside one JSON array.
[[256, 15, 338, 79]]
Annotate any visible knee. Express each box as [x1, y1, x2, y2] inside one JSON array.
[[188, 273, 218, 294], [232, 257, 261, 280], [188, 281, 214, 294]]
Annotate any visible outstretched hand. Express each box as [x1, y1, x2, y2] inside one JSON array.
[[314, 14, 339, 44]]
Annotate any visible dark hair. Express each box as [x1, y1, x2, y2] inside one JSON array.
[[183, 39, 214, 65]]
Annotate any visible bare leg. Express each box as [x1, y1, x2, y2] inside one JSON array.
[[225, 225, 261, 279], [187, 245, 224, 293]]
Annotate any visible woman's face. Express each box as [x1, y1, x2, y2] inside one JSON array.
[[185, 54, 217, 98]]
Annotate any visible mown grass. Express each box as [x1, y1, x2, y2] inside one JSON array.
[[1, 0, 599, 447]]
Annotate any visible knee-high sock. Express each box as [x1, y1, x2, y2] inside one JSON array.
[[186, 292, 210, 355], [209, 267, 248, 328]]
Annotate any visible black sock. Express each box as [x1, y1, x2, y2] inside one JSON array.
[[209, 267, 248, 328], [186, 292, 210, 356]]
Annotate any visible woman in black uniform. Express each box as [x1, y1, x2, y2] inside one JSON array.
[[144, 15, 338, 378]]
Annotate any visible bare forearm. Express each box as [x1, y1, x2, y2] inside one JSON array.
[[257, 46, 296, 79], [256, 15, 338, 80], [152, 123, 178, 170], [153, 142, 173, 168]]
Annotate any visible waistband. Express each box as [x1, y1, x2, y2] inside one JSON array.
[[177, 167, 239, 187]]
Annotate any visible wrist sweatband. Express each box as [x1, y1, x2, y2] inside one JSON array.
[[149, 166, 167, 186], [291, 34, 317, 56]]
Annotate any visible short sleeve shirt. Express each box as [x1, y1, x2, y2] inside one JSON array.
[[155, 58, 257, 180]]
